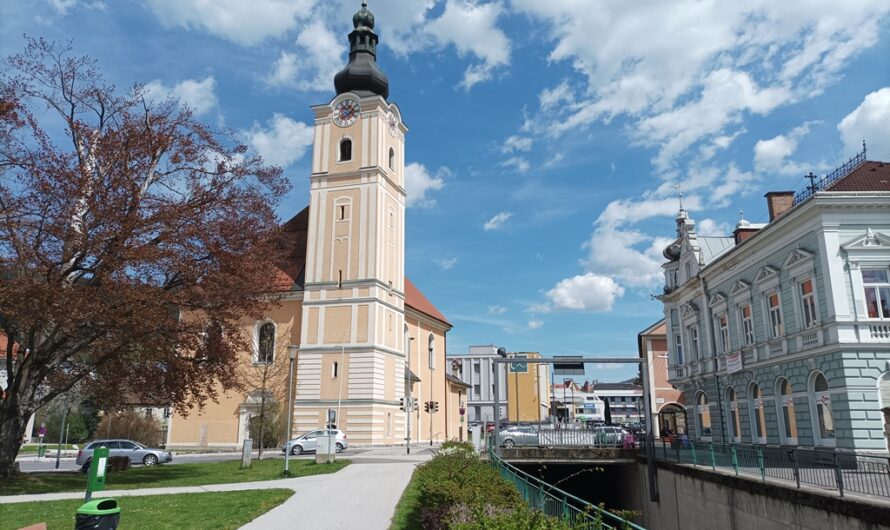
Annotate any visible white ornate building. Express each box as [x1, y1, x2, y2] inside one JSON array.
[[660, 151, 890, 452]]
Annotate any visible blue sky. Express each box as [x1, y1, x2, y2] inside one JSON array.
[[4, 1, 890, 382]]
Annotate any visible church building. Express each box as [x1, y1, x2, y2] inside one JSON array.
[[166, 3, 469, 448]]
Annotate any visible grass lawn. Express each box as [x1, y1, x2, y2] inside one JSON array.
[[389, 469, 422, 530], [17, 444, 78, 454], [0, 488, 293, 530], [2, 458, 349, 496]]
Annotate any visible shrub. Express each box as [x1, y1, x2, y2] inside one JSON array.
[[450, 505, 572, 530], [95, 410, 164, 447], [414, 446, 521, 530]]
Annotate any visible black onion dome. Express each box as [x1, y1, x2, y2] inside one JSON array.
[[334, 2, 389, 99], [663, 239, 682, 261]]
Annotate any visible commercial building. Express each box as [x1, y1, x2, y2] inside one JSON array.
[[660, 151, 890, 452], [449, 346, 550, 424], [550, 380, 643, 424]]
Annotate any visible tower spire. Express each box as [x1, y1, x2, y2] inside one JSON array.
[[334, 1, 389, 99]]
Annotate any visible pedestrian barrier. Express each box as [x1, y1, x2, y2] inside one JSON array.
[[641, 437, 890, 499]]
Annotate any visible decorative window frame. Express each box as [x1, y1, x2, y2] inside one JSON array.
[[695, 390, 712, 440], [774, 376, 798, 446], [747, 382, 767, 445], [842, 229, 890, 321], [783, 249, 820, 331], [725, 386, 741, 443], [754, 267, 784, 341], [731, 280, 756, 347], [807, 371, 836, 447]]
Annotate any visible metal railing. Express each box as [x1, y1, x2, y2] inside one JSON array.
[[792, 145, 867, 204], [497, 426, 639, 449], [488, 446, 645, 530], [643, 437, 890, 499]]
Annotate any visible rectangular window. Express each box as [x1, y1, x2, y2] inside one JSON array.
[[740, 305, 754, 346], [675, 335, 684, 364], [473, 361, 480, 375], [800, 278, 818, 328], [687, 326, 700, 359], [473, 384, 481, 399], [332, 361, 339, 379], [768, 292, 783, 338], [862, 269, 890, 319], [717, 314, 730, 353]]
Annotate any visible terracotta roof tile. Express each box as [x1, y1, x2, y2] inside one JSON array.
[[405, 278, 450, 327], [827, 161, 890, 192]]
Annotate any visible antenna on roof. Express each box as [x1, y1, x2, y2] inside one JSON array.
[[863, 139, 867, 158], [674, 183, 683, 210]]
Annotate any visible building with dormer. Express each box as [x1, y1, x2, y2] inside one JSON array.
[[166, 3, 467, 448], [659, 150, 890, 453]]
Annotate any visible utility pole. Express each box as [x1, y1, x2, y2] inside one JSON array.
[[284, 346, 297, 476], [406, 337, 414, 454], [429, 343, 435, 446], [55, 399, 70, 470]]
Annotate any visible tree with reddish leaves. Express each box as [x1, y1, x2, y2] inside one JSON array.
[[0, 39, 290, 476]]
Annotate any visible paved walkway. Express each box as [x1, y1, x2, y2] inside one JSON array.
[[1, 446, 434, 529]]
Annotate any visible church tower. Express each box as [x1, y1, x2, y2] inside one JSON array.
[[296, 2, 409, 445]]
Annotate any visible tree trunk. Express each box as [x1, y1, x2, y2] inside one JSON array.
[[258, 396, 265, 460], [0, 401, 31, 477]]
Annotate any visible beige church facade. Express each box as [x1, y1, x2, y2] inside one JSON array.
[[166, 4, 468, 448]]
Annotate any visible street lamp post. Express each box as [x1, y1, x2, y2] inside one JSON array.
[[284, 345, 297, 476], [429, 344, 434, 447], [406, 337, 414, 455]]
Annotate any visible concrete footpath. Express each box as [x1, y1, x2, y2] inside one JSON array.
[[1, 446, 434, 529]]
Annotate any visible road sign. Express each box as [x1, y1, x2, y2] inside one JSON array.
[[508, 354, 528, 373], [553, 356, 584, 375]]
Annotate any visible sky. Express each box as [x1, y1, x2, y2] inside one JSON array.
[[3, 0, 890, 383]]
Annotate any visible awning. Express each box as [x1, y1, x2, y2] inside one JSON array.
[[406, 368, 421, 383]]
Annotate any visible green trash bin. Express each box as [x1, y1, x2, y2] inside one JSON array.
[[37, 445, 46, 458], [75, 498, 120, 530]]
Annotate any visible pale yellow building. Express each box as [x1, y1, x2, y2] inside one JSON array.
[[506, 352, 551, 423], [167, 4, 464, 448]]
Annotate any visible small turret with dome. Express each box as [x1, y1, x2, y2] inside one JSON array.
[[334, 2, 390, 99]]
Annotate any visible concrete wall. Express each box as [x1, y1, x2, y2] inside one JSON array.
[[635, 460, 890, 530]]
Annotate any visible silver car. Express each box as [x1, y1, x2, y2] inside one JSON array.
[[500, 426, 540, 448], [77, 439, 173, 471], [282, 429, 348, 455]]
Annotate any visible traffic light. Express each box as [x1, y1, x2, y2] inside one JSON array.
[[423, 401, 430, 413], [432, 401, 439, 413], [414, 400, 419, 412], [399, 397, 406, 411]]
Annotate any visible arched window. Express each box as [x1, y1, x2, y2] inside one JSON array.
[[810, 372, 835, 445], [726, 387, 740, 442], [748, 383, 767, 444], [776, 377, 798, 444], [428, 333, 435, 369], [339, 138, 352, 161], [257, 322, 275, 363], [389, 147, 395, 170], [696, 392, 711, 439]]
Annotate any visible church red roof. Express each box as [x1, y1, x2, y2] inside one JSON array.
[[405, 278, 451, 327]]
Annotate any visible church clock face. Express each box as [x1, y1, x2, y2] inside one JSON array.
[[387, 112, 398, 137], [333, 98, 360, 128]]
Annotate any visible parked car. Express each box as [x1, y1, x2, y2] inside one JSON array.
[[499, 425, 540, 449], [76, 439, 172, 472], [593, 425, 630, 445], [282, 429, 348, 455]]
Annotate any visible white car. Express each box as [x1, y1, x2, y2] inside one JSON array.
[[282, 429, 348, 455]]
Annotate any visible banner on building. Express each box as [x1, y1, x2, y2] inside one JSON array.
[[725, 351, 743, 374]]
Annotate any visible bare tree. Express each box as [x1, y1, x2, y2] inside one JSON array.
[[241, 323, 293, 459], [0, 39, 289, 476]]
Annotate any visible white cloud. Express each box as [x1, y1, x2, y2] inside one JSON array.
[[484, 211, 512, 231], [245, 114, 314, 168], [698, 218, 732, 237], [754, 122, 818, 174], [437, 257, 459, 270], [46, 0, 105, 14], [502, 135, 532, 153], [404, 163, 447, 208], [501, 156, 530, 173], [266, 21, 342, 92], [426, 0, 511, 89], [514, 0, 890, 167], [583, 227, 672, 288], [145, 0, 316, 45], [488, 305, 508, 315], [527, 319, 543, 330], [838, 87, 890, 159], [542, 273, 624, 312], [144, 76, 218, 115], [597, 196, 701, 229]]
